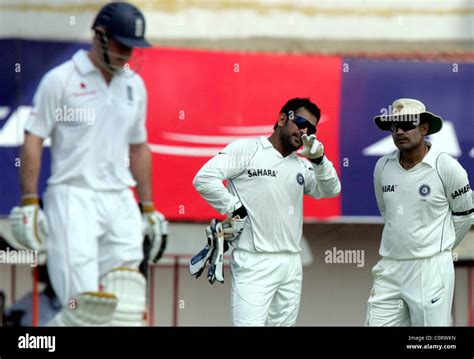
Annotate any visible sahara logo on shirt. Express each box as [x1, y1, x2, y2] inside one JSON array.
[[451, 183, 471, 200], [247, 168, 277, 178], [382, 184, 398, 193]]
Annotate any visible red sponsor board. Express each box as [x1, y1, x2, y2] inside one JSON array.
[[141, 48, 342, 221]]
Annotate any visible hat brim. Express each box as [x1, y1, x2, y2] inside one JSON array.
[[374, 112, 443, 135], [113, 35, 151, 48]]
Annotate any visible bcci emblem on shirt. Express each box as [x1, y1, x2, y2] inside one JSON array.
[[296, 173, 304, 185], [419, 184, 431, 197]]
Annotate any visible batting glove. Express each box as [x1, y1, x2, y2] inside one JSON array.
[[297, 134, 324, 163], [140, 202, 168, 263], [9, 196, 48, 251]]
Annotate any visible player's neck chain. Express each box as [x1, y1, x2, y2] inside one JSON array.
[[400, 145, 429, 170]]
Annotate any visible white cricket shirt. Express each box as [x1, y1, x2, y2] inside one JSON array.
[[193, 136, 341, 253], [374, 142, 473, 259], [24, 50, 147, 190]]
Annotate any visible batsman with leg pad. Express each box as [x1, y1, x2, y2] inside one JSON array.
[[48, 267, 147, 326]]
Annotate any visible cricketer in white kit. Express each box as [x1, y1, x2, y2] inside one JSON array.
[[193, 97, 341, 326], [8, 2, 168, 326], [366, 98, 473, 326]]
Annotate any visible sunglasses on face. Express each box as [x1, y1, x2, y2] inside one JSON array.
[[389, 122, 417, 133], [289, 114, 317, 135]]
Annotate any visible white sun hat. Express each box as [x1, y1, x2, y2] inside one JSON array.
[[374, 98, 443, 135]]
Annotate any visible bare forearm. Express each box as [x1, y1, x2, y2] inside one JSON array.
[[130, 142, 152, 202], [20, 133, 44, 195]]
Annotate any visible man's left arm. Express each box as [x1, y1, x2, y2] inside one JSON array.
[[130, 142, 152, 203], [130, 142, 168, 262], [128, 81, 168, 263], [129, 78, 151, 202], [304, 158, 341, 199], [298, 134, 341, 199], [442, 155, 473, 249]]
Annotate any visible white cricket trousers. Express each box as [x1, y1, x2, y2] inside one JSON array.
[[366, 250, 454, 326], [43, 185, 143, 306], [231, 250, 302, 326]]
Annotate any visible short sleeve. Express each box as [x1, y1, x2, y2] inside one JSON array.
[[374, 156, 389, 219], [129, 76, 148, 145], [24, 71, 63, 139]]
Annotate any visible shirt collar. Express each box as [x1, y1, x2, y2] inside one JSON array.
[[388, 150, 399, 160], [421, 141, 438, 167], [388, 141, 438, 168], [259, 136, 298, 158], [259, 136, 273, 149], [72, 49, 97, 75]]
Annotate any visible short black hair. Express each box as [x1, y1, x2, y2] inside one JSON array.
[[274, 97, 321, 130]]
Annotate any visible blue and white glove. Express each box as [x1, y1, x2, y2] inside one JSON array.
[[189, 218, 230, 283], [207, 220, 225, 284], [189, 223, 217, 279]]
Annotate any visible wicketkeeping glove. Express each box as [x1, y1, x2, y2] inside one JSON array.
[[189, 218, 230, 284], [189, 243, 214, 279], [207, 220, 226, 284], [297, 134, 324, 162], [141, 202, 169, 263], [9, 196, 48, 251], [222, 202, 248, 242]]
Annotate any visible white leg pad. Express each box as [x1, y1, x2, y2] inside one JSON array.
[[48, 291, 117, 326], [100, 267, 147, 326]]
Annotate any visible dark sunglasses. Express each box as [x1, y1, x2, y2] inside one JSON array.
[[389, 122, 418, 133], [289, 114, 317, 135]]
